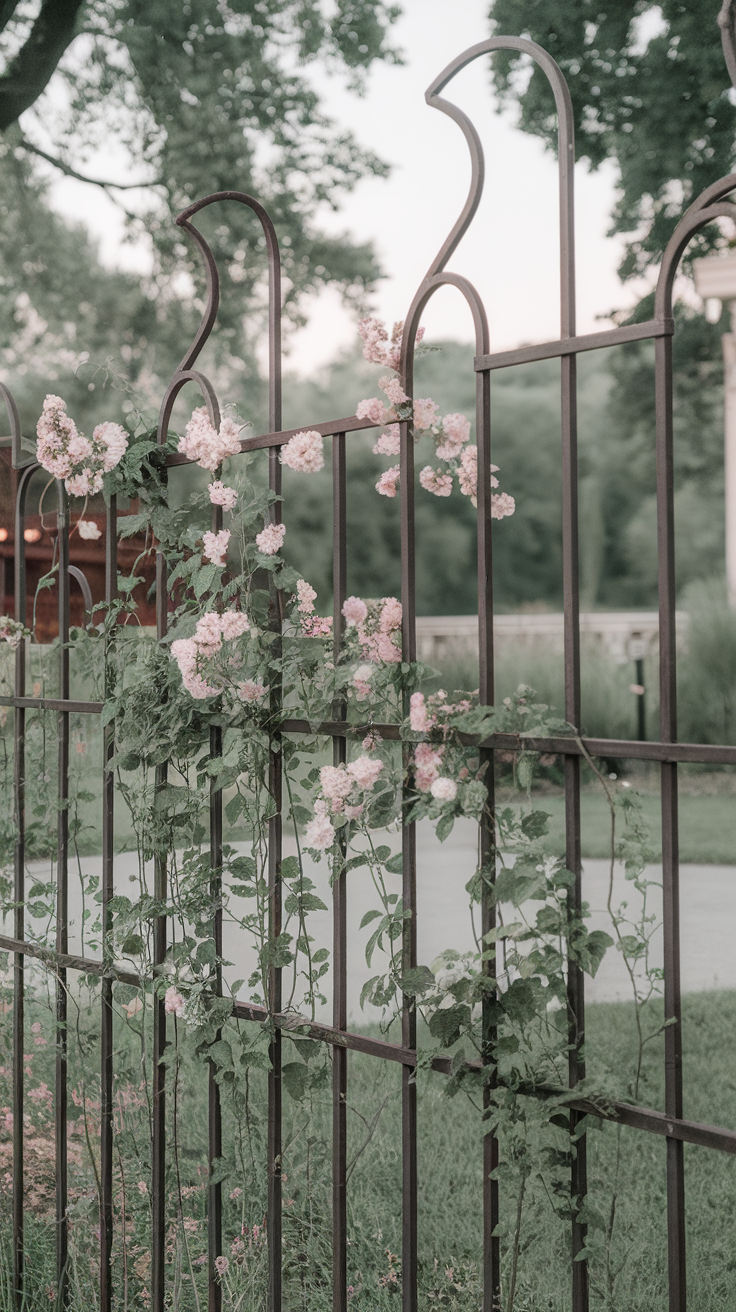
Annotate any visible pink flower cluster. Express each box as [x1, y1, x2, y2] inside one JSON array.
[[171, 609, 251, 699], [376, 465, 400, 498], [36, 395, 128, 496], [77, 518, 101, 540], [203, 529, 230, 567], [358, 316, 424, 370], [178, 407, 242, 472], [236, 679, 268, 703], [419, 467, 453, 497], [255, 522, 285, 555], [164, 986, 185, 1018], [304, 753, 385, 849], [409, 689, 472, 736], [208, 481, 238, 510], [342, 594, 402, 665], [413, 741, 445, 793], [280, 430, 324, 472], [296, 579, 332, 638]]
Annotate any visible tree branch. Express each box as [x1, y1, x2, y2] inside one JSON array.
[[16, 135, 159, 193], [0, 0, 86, 131]]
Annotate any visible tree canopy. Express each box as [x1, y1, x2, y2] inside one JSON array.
[[0, 1, 402, 355], [488, 0, 736, 279]]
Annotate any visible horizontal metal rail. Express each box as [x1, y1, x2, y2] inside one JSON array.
[[474, 317, 675, 371]]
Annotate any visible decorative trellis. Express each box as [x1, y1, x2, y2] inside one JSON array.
[[4, 20, 736, 1312]]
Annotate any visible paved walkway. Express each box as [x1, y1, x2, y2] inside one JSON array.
[[5, 820, 734, 1021]]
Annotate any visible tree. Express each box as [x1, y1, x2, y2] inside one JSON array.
[[488, 0, 736, 279], [0, 1, 402, 358]]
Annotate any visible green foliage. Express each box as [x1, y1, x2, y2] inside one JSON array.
[[489, 0, 736, 279]]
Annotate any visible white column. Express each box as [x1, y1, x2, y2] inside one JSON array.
[[723, 301, 736, 607]]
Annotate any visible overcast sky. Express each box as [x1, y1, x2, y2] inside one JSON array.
[[46, 0, 647, 376]]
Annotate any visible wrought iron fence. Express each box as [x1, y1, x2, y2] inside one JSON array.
[[4, 20, 736, 1312]]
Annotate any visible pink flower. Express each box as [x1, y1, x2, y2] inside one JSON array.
[[410, 692, 430, 732], [379, 597, 402, 633], [376, 465, 400, 497], [458, 445, 477, 503], [214, 1256, 229, 1277], [280, 430, 324, 472], [373, 424, 400, 456], [440, 412, 470, 448], [319, 765, 354, 801], [208, 481, 238, 510], [236, 679, 268, 703], [218, 610, 250, 641], [255, 522, 286, 555], [346, 755, 383, 790], [93, 421, 129, 472], [164, 986, 185, 1018], [179, 407, 242, 471], [413, 741, 444, 792], [194, 612, 225, 650], [376, 632, 401, 663], [491, 492, 515, 519], [77, 519, 101, 540], [413, 398, 439, 431], [353, 663, 374, 700], [202, 529, 230, 567], [296, 579, 317, 613], [66, 469, 103, 497], [362, 730, 381, 751], [342, 596, 368, 627], [344, 803, 364, 820], [379, 376, 409, 407], [304, 811, 336, 851], [358, 316, 390, 365], [419, 466, 453, 497], [431, 776, 457, 801], [356, 397, 387, 426], [137, 1180, 148, 1195]]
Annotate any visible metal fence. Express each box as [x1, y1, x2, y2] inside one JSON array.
[[4, 23, 736, 1312]]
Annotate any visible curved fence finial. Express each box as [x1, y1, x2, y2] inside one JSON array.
[[158, 191, 282, 445]]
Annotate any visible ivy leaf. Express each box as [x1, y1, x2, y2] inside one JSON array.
[[282, 1061, 309, 1101]]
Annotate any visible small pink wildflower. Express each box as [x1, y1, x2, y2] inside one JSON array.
[[346, 756, 383, 790], [164, 986, 185, 1019], [373, 424, 400, 456], [409, 692, 431, 732], [413, 741, 444, 792], [280, 430, 324, 472], [419, 466, 453, 497], [236, 679, 268, 703], [137, 1181, 148, 1196], [179, 407, 242, 471], [342, 596, 368, 627], [413, 397, 439, 431], [214, 1256, 229, 1277], [356, 397, 387, 426], [202, 529, 230, 567], [376, 465, 400, 497], [208, 481, 238, 510], [255, 522, 285, 555], [379, 597, 402, 632], [458, 446, 477, 503], [379, 376, 409, 408], [492, 491, 516, 519], [353, 664, 374, 700]]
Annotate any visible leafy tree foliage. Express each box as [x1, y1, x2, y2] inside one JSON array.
[[0, 1, 402, 362], [488, 0, 736, 278]]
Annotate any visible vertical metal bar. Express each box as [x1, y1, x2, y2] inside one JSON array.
[[267, 442, 283, 1312], [331, 433, 348, 1312], [12, 467, 31, 1312], [655, 332, 686, 1312], [209, 496, 223, 1312], [475, 356, 500, 1309], [152, 527, 168, 1312], [56, 482, 70, 1306], [399, 391, 418, 1312], [556, 81, 589, 1310], [100, 495, 117, 1312]]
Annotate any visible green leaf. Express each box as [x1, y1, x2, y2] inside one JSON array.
[[193, 563, 218, 598], [436, 812, 455, 843], [282, 1061, 309, 1101], [400, 965, 435, 996], [359, 909, 382, 930]]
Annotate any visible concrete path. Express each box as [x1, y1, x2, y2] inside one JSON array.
[[4, 819, 734, 1022]]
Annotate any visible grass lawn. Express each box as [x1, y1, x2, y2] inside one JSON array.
[[3, 988, 736, 1310], [501, 780, 736, 865]]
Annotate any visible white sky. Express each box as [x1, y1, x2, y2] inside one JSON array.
[[43, 0, 650, 376]]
